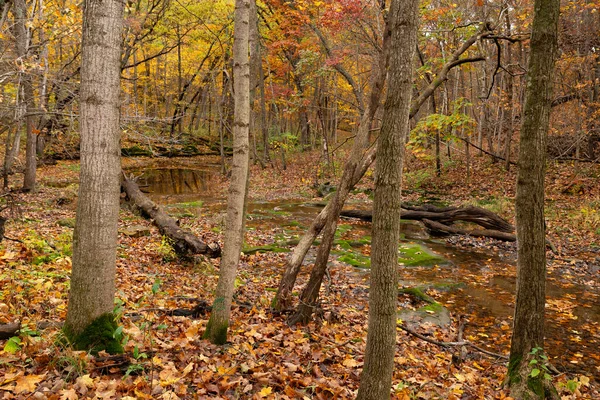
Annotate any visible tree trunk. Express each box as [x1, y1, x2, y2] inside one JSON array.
[[13, 0, 37, 191], [272, 148, 376, 310], [507, 0, 560, 397], [287, 8, 391, 325], [63, 0, 125, 354], [203, 0, 250, 345], [356, 0, 418, 397]]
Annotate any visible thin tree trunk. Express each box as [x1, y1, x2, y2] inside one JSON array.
[[504, 11, 514, 171], [13, 0, 37, 191], [64, 0, 125, 354], [203, 0, 251, 345], [356, 0, 418, 396], [507, 0, 560, 397]]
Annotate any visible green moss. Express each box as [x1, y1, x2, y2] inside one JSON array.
[[266, 209, 292, 217], [337, 252, 371, 269], [284, 221, 302, 227], [527, 376, 545, 398], [422, 302, 444, 313], [203, 310, 229, 345], [399, 286, 436, 304], [169, 200, 203, 208], [335, 224, 353, 238], [507, 354, 522, 383], [63, 313, 124, 355], [121, 145, 153, 157], [398, 243, 446, 266], [242, 244, 290, 255]]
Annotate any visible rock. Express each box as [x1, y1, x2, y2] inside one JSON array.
[[400, 220, 430, 240], [57, 218, 76, 228], [398, 303, 451, 327], [120, 225, 151, 238]]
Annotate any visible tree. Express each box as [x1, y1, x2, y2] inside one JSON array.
[[63, 0, 125, 353], [356, 0, 418, 397], [203, 0, 251, 345], [507, 0, 560, 397], [12, 0, 37, 191]]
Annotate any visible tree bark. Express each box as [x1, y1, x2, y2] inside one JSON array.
[[12, 0, 37, 191], [507, 0, 560, 397], [203, 0, 251, 345], [64, 0, 125, 354], [356, 0, 418, 397], [121, 177, 221, 257]]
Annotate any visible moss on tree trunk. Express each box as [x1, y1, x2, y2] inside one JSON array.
[[63, 313, 123, 355]]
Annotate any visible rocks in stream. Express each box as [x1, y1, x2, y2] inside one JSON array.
[[399, 303, 452, 328]]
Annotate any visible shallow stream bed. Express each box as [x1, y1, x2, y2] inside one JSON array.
[[132, 165, 600, 379]]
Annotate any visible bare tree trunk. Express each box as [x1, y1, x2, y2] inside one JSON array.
[[13, 0, 37, 191], [64, 0, 125, 354], [203, 0, 251, 345], [504, 11, 514, 171], [356, 0, 418, 396], [36, 0, 50, 156], [507, 0, 560, 397]]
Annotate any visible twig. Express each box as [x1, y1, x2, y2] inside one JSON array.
[[398, 323, 508, 360]]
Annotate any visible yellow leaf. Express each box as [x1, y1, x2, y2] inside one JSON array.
[[342, 357, 359, 368], [0, 372, 19, 388], [259, 386, 273, 397], [60, 388, 78, 400], [580, 376, 590, 386], [181, 362, 194, 378], [185, 323, 199, 338], [76, 374, 94, 388], [14, 374, 44, 394]]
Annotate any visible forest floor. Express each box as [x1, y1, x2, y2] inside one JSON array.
[[0, 148, 599, 399]]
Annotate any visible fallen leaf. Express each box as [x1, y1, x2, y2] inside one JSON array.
[[60, 388, 78, 400], [14, 374, 44, 394]]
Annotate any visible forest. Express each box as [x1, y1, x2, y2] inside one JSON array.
[[0, 0, 599, 398]]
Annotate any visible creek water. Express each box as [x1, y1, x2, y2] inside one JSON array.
[[132, 165, 600, 379]]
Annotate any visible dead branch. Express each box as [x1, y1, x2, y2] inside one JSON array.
[[399, 323, 508, 360]]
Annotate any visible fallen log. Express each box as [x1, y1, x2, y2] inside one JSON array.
[[341, 205, 557, 252], [0, 321, 20, 339], [421, 218, 517, 242], [341, 204, 514, 233], [121, 176, 221, 258]]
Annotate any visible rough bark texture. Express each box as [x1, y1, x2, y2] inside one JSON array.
[[356, 0, 418, 397], [12, 0, 37, 191], [64, 0, 124, 352], [508, 0, 560, 397], [203, 0, 250, 345], [121, 177, 221, 258]]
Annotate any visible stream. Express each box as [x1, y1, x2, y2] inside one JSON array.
[[129, 165, 600, 379]]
